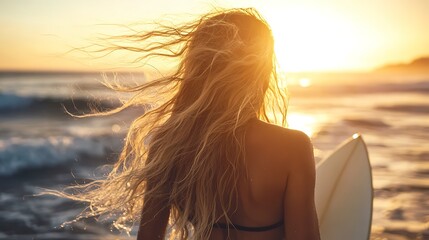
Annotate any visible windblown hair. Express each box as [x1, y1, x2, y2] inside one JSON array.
[[45, 8, 288, 239]]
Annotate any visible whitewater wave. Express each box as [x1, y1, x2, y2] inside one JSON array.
[[0, 93, 34, 109], [0, 136, 107, 176], [0, 93, 121, 116]]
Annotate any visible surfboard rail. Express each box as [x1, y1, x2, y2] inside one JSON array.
[[315, 134, 374, 240]]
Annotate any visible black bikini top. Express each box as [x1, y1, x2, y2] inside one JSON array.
[[213, 219, 284, 232]]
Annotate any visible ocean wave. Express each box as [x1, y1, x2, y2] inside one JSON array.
[[376, 104, 429, 114], [0, 93, 121, 116], [368, 80, 429, 93], [288, 80, 429, 97], [343, 118, 391, 128], [0, 93, 34, 109], [0, 136, 106, 176]]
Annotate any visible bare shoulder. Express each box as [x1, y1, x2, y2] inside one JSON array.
[[249, 120, 314, 172], [251, 119, 312, 152]]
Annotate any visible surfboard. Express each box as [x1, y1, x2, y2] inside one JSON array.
[[315, 134, 373, 240]]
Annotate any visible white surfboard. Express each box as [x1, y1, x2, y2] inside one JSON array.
[[315, 134, 373, 240]]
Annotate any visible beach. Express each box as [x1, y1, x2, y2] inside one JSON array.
[[0, 72, 428, 239]]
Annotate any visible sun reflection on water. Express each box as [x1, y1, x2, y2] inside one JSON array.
[[299, 78, 312, 88], [287, 112, 318, 137]]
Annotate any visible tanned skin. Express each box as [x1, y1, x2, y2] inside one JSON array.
[[137, 119, 321, 240]]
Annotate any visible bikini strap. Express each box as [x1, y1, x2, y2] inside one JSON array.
[[213, 220, 284, 232]]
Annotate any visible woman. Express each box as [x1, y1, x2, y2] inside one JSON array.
[[49, 8, 320, 240]]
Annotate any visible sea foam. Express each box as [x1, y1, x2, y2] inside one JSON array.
[[0, 136, 106, 176]]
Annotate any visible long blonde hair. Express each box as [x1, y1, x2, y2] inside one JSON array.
[[45, 8, 288, 239]]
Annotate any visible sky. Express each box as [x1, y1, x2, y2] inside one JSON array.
[[1, 0, 429, 72]]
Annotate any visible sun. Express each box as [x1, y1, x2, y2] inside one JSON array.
[[262, 6, 363, 72]]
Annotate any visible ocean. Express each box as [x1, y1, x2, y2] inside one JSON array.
[[0, 72, 428, 239]]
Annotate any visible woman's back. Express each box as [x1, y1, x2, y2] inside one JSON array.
[[211, 119, 320, 240], [45, 8, 320, 240]]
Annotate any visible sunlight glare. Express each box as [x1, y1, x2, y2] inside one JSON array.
[[299, 78, 311, 88], [287, 113, 317, 137], [264, 7, 364, 72]]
